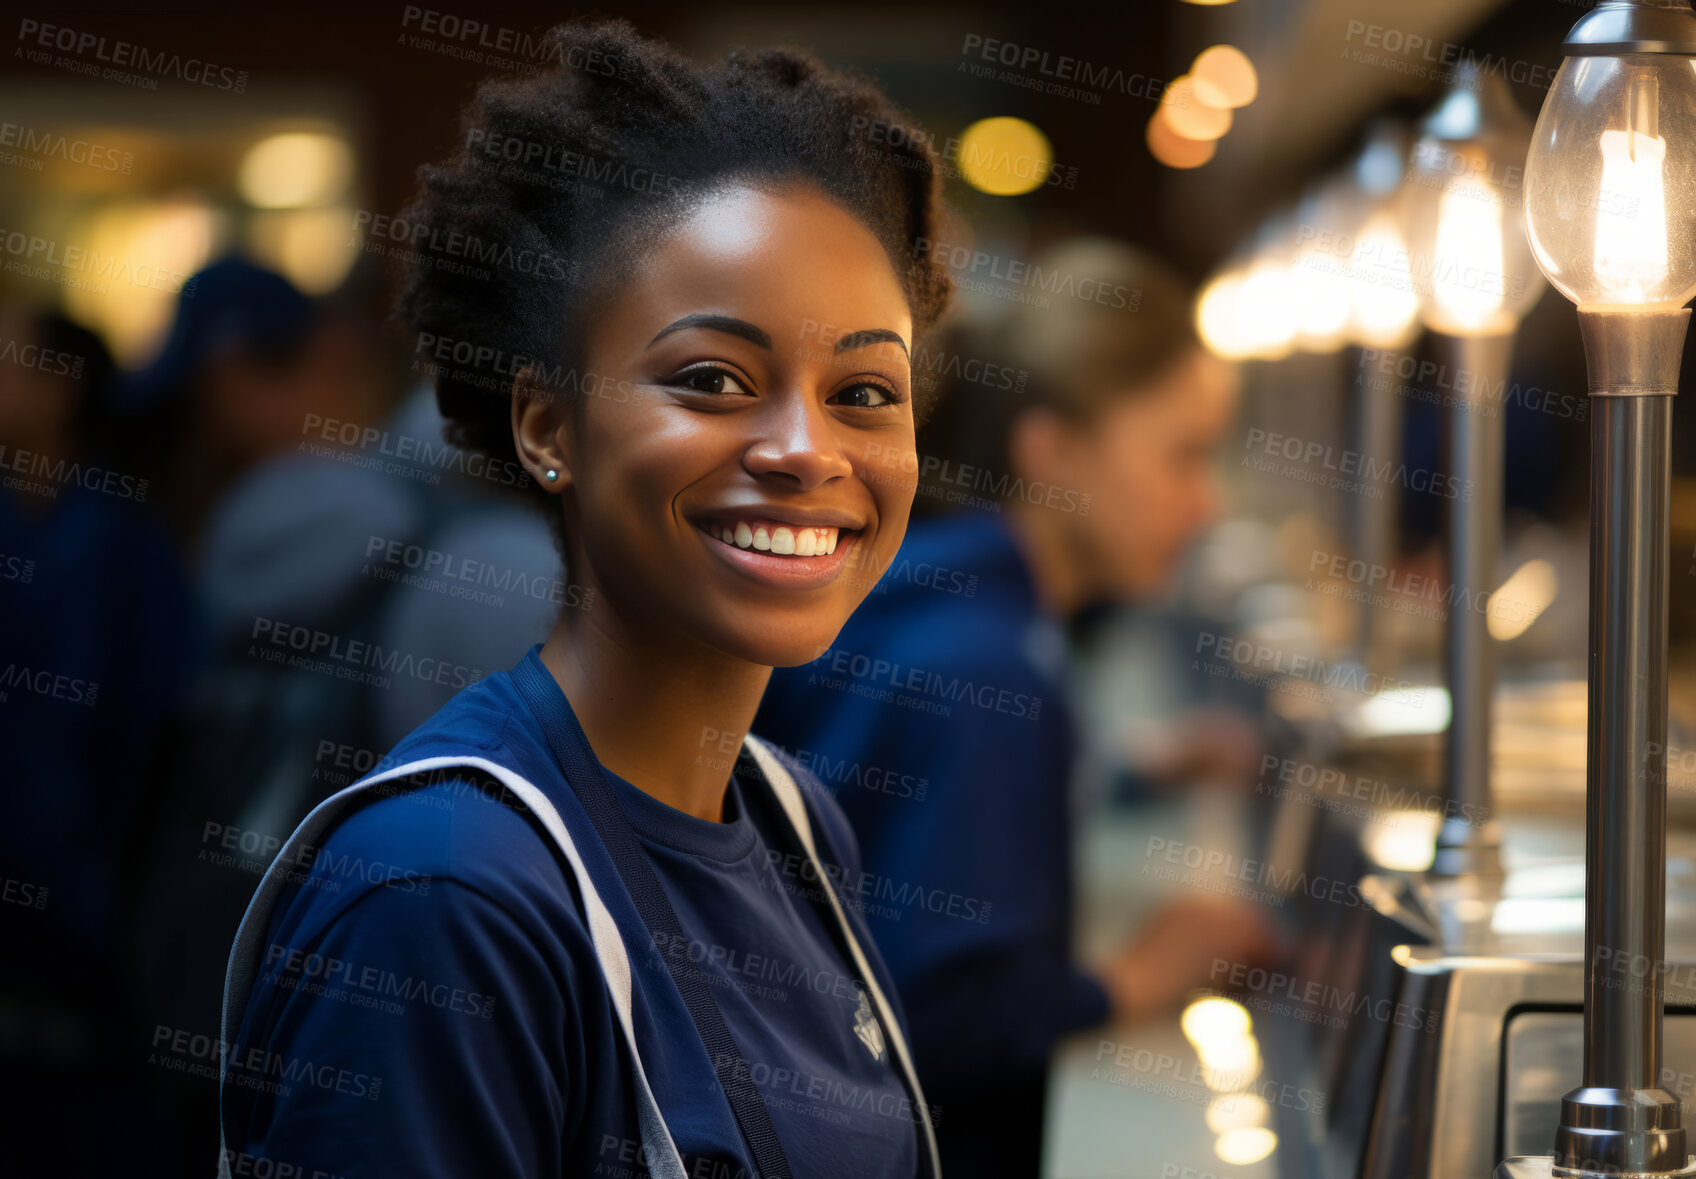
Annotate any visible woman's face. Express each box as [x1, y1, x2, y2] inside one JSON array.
[[549, 183, 918, 667], [1089, 348, 1239, 596], [1020, 347, 1239, 600]]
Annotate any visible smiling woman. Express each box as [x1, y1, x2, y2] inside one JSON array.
[[217, 18, 952, 1179]]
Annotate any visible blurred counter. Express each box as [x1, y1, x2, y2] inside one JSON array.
[[1046, 799, 1281, 1178]]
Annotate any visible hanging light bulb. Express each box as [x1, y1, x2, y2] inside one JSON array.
[[1526, 47, 1696, 308], [1337, 120, 1422, 349], [1403, 67, 1545, 337], [1592, 73, 1672, 298], [1348, 211, 1420, 348]]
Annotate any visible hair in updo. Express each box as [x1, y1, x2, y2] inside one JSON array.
[[398, 17, 954, 520]]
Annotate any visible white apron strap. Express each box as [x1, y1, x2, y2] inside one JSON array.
[[218, 754, 688, 1179], [744, 736, 944, 1178]]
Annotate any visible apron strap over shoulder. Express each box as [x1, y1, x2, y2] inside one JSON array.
[[217, 754, 689, 1179], [743, 736, 943, 1179]]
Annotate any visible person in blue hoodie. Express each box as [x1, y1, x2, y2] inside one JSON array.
[[756, 238, 1279, 1176], [219, 20, 956, 1178]]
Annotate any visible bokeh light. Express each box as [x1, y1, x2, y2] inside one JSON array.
[[239, 131, 354, 209], [956, 117, 1054, 196], [1193, 45, 1258, 108], [1148, 113, 1217, 169], [1159, 77, 1232, 142]]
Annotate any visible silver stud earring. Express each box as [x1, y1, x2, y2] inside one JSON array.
[[545, 469, 559, 482]]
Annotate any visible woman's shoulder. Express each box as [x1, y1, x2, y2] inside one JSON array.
[[229, 768, 611, 1173], [270, 682, 602, 961], [251, 778, 590, 1019], [319, 767, 572, 902]]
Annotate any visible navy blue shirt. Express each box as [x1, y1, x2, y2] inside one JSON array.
[[756, 511, 1109, 1168], [222, 650, 924, 1178]]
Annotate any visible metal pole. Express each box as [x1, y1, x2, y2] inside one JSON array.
[[1433, 331, 1512, 877], [1553, 306, 1690, 1176], [1352, 344, 1406, 681]]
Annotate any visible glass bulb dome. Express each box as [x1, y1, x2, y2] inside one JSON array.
[[1525, 53, 1696, 308], [1289, 176, 1359, 351], [1342, 120, 1423, 348], [1402, 69, 1546, 336]]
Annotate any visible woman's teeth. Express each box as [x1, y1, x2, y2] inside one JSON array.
[[717, 523, 839, 556]]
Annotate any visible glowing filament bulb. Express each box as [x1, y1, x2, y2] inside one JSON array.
[[1594, 75, 1669, 301], [1431, 179, 1506, 330], [1349, 213, 1419, 346]]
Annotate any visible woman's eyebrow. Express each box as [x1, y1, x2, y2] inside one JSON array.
[[647, 313, 772, 350], [835, 328, 909, 358]]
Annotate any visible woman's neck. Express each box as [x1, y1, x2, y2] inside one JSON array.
[[538, 606, 772, 823]]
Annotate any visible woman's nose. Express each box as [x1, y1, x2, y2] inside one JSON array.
[[741, 394, 855, 490]]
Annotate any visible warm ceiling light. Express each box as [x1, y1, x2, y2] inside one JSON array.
[[1193, 45, 1258, 108], [1159, 77, 1233, 141], [239, 131, 354, 209], [248, 205, 361, 294], [62, 198, 222, 365], [955, 117, 1053, 196], [1147, 112, 1217, 168]]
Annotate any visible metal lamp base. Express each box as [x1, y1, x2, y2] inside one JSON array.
[[1556, 1084, 1690, 1174], [1576, 306, 1690, 395]]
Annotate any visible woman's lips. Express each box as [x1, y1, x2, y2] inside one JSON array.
[[695, 518, 861, 587]]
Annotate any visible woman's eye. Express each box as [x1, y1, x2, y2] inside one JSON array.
[[677, 367, 750, 396], [833, 382, 899, 408]]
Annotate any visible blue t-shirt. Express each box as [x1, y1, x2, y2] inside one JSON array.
[[221, 650, 925, 1178], [756, 510, 1110, 1099]]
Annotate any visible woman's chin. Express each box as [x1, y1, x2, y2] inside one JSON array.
[[713, 621, 843, 672]]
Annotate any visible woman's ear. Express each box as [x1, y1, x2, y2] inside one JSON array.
[[512, 366, 572, 492]]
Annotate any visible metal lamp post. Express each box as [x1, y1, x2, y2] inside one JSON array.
[[1401, 64, 1545, 877], [1348, 118, 1418, 681], [1497, 2, 1696, 1175]]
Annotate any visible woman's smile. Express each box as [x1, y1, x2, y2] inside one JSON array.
[[695, 513, 865, 588]]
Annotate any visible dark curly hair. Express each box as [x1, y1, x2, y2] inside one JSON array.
[[398, 18, 953, 525]]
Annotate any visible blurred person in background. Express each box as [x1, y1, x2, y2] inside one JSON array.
[[756, 237, 1278, 1177], [120, 254, 388, 548], [124, 253, 561, 1157], [0, 306, 202, 1174], [116, 254, 405, 1161]]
